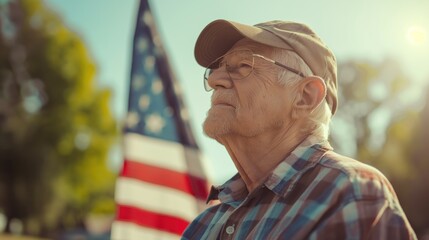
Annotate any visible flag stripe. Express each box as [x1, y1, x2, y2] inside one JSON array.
[[115, 177, 201, 222], [124, 133, 206, 179], [112, 221, 181, 240], [116, 205, 188, 236], [121, 160, 208, 199]]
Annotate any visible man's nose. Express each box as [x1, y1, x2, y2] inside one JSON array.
[[207, 69, 233, 90]]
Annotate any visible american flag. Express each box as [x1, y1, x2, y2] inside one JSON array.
[[111, 0, 209, 239]]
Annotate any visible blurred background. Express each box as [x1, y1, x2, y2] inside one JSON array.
[[0, 0, 428, 239]]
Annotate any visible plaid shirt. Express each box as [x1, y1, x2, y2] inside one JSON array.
[[182, 135, 416, 240]]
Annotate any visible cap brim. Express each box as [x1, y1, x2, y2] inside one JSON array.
[[194, 20, 249, 67]]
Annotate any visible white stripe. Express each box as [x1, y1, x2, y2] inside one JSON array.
[[115, 178, 201, 222], [111, 221, 180, 240], [123, 133, 207, 179]]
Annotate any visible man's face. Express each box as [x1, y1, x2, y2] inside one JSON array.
[[203, 39, 297, 142]]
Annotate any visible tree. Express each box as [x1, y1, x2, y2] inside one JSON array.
[[0, 0, 117, 237], [331, 58, 429, 237], [388, 85, 429, 237]]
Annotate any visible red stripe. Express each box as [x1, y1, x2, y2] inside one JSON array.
[[116, 204, 189, 235], [120, 159, 208, 200]]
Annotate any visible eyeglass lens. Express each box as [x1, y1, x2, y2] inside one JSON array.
[[204, 49, 254, 91]]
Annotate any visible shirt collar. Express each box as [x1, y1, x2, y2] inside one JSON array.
[[206, 135, 332, 204]]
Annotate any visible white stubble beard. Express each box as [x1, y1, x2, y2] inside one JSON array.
[[202, 106, 236, 141]]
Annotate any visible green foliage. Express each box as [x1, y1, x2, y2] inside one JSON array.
[[386, 91, 429, 236], [0, 0, 117, 236], [332, 59, 429, 236]]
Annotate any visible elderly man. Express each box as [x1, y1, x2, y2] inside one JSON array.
[[182, 19, 416, 239]]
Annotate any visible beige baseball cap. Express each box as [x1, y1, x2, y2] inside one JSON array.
[[194, 19, 338, 115]]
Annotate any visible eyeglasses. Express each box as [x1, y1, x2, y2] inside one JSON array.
[[203, 49, 307, 91]]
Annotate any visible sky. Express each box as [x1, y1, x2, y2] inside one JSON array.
[[44, 0, 429, 184]]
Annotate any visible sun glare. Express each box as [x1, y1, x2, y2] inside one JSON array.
[[406, 26, 427, 46]]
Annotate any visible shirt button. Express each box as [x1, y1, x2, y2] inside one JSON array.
[[226, 225, 235, 235]]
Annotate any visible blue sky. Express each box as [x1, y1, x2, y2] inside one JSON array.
[[44, 0, 429, 184]]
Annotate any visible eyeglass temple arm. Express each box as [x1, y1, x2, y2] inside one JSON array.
[[253, 54, 306, 78]]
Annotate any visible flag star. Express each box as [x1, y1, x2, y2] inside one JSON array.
[[139, 95, 151, 110], [144, 55, 155, 72], [142, 10, 153, 26], [145, 113, 165, 134], [126, 112, 140, 128], [173, 82, 183, 95], [137, 37, 148, 53], [132, 75, 146, 89], [152, 78, 163, 94], [180, 108, 190, 121]]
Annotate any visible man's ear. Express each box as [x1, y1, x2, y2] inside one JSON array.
[[293, 76, 327, 113]]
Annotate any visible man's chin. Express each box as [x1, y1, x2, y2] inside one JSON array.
[[202, 121, 218, 139], [203, 119, 229, 140]]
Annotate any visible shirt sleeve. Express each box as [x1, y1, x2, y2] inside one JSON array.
[[307, 198, 417, 240]]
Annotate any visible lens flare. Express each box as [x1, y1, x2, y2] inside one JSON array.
[[406, 26, 427, 45]]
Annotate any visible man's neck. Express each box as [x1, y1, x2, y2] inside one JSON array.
[[219, 127, 308, 193]]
